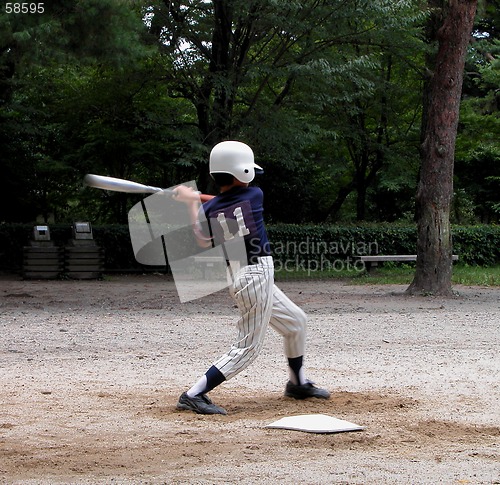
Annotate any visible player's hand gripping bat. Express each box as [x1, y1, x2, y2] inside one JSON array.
[[83, 174, 214, 202]]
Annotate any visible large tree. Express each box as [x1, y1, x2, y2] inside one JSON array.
[[408, 0, 478, 296], [0, 0, 153, 222], [147, 0, 426, 195]]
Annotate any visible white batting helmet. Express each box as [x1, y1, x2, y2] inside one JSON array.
[[209, 141, 263, 183]]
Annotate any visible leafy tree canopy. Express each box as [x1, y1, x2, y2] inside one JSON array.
[[0, 0, 497, 225]]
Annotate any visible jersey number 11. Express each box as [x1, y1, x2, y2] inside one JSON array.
[[216, 207, 250, 241]]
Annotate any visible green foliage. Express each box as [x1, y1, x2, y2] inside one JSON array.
[[452, 225, 500, 266], [452, 264, 500, 286], [1, 223, 499, 274], [92, 225, 142, 270], [267, 223, 500, 267], [326, 264, 500, 287], [0, 0, 498, 227], [268, 224, 415, 268], [143, 0, 428, 223], [455, 3, 500, 223], [0, 0, 159, 223]]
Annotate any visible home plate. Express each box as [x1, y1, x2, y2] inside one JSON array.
[[266, 414, 364, 434]]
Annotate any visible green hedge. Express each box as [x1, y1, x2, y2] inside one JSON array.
[[267, 224, 500, 266], [267, 224, 416, 263], [1, 223, 499, 273]]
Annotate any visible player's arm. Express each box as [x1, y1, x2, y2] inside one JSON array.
[[173, 185, 213, 248], [199, 193, 216, 203]]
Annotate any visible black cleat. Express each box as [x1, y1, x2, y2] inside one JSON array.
[[176, 392, 227, 415], [285, 381, 330, 400]]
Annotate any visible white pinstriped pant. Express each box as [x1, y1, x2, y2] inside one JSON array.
[[213, 256, 307, 380]]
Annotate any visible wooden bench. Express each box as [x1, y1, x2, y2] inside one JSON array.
[[353, 254, 459, 272]]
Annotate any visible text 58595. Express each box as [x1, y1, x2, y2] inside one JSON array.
[[5, 3, 44, 14]]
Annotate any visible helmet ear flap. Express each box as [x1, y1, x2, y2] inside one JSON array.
[[211, 172, 235, 187]]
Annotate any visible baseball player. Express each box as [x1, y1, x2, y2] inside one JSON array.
[[173, 141, 330, 415]]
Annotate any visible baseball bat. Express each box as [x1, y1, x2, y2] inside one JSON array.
[[83, 174, 171, 195], [83, 174, 215, 202]]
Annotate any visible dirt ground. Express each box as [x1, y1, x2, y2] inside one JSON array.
[[0, 273, 499, 484]]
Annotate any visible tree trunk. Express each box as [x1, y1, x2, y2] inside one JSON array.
[[356, 168, 367, 221], [320, 180, 356, 222], [407, 0, 477, 296]]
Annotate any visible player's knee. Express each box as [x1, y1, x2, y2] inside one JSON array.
[[295, 308, 307, 329], [285, 309, 307, 339]]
